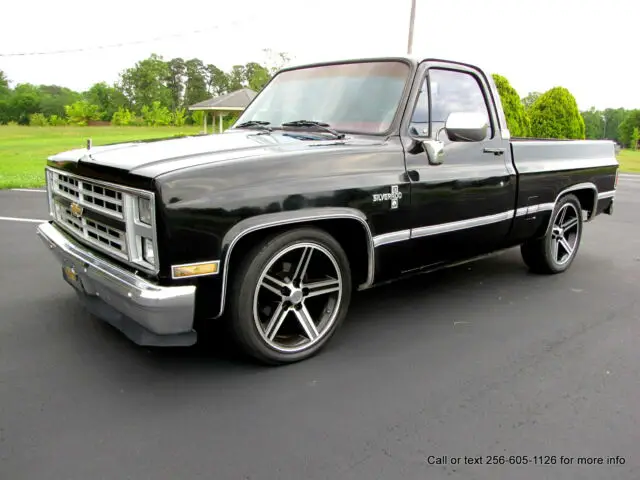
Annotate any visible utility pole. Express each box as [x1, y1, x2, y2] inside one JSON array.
[[407, 0, 417, 54]]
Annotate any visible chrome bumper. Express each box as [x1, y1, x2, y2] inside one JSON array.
[[36, 221, 197, 346]]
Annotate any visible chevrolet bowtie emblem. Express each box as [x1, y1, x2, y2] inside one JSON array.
[[70, 202, 83, 218]]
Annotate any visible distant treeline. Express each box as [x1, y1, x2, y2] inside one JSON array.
[[1, 53, 639, 149], [0, 49, 290, 128], [493, 75, 639, 149]]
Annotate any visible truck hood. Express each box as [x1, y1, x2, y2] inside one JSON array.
[[47, 130, 380, 180]]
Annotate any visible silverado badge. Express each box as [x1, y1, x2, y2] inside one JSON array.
[[70, 202, 83, 218], [373, 185, 403, 209]]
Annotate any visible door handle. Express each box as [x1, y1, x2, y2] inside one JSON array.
[[483, 147, 505, 156]]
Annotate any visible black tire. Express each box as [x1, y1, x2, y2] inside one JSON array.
[[227, 226, 352, 365], [520, 194, 583, 274]]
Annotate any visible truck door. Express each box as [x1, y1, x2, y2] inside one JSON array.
[[401, 61, 517, 270]]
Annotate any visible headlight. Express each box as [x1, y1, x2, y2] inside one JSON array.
[[138, 197, 152, 225], [142, 237, 155, 265]]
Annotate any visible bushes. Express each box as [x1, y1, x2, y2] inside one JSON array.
[[528, 87, 586, 139], [492, 74, 530, 137]]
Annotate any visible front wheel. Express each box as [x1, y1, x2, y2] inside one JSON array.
[[227, 227, 352, 365], [520, 193, 583, 274]]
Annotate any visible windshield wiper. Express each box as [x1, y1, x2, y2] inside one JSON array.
[[234, 120, 272, 131], [280, 120, 345, 139]]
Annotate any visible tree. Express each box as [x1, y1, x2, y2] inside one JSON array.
[[603, 108, 629, 143], [118, 53, 172, 113], [528, 87, 585, 139], [631, 127, 640, 151], [521, 92, 541, 110], [165, 58, 186, 111], [618, 110, 640, 148], [64, 100, 100, 125], [244, 62, 271, 91], [581, 107, 605, 139], [491, 74, 530, 137], [84, 82, 125, 121], [36, 85, 82, 118], [206, 64, 228, 96], [227, 65, 246, 91], [183, 59, 209, 108], [9, 84, 42, 124]]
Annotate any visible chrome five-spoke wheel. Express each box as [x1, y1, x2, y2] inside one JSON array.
[[254, 242, 343, 353], [520, 193, 583, 274], [549, 202, 580, 266], [228, 227, 352, 365]]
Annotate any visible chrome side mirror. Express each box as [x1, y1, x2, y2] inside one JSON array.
[[444, 112, 488, 142]]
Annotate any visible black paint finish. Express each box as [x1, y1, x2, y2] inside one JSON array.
[[45, 56, 619, 320]]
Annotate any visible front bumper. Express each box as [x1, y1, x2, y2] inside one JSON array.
[[37, 221, 197, 347]]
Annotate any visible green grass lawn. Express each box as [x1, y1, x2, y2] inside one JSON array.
[[616, 149, 640, 173], [0, 125, 202, 189]]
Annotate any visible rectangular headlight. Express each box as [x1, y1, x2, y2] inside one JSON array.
[[142, 237, 155, 265], [138, 197, 152, 225]]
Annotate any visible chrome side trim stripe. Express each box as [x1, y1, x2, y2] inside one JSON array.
[[373, 202, 562, 247], [411, 210, 514, 239], [515, 202, 554, 217], [373, 229, 411, 247], [597, 190, 616, 200]]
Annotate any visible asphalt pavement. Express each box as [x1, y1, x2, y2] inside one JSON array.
[[1, 177, 639, 480]]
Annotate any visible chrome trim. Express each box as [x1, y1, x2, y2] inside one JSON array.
[[45, 167, 160, 275], [515, 202, 554, 217], [171, 260, 221, 279], [411, 210, 514, 238], [215, 210, 375, 319], [37, 221, 196, 336], [597, 190, 616, 200], [373, 229, 411, 247]]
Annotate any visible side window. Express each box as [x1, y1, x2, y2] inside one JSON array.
[[429, 69, 493, 138]]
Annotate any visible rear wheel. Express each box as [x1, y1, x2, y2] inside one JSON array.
[[520, 194, 583, 274], [227, 227, 352, 365]]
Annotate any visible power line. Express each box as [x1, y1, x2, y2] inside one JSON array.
[[0, 19, 255, 57]]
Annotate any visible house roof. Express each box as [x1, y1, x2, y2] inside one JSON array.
[[188, 88, 257, 111]]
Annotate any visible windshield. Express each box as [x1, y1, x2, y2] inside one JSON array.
[[233, 61, 411, 135]]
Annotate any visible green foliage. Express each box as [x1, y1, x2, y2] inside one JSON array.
[[581, 107, 605, 139], [64, 100, 101, 126], [619, 110, 640, 148], [0, 52, 287, 126], [111, 106, 134, 126], [631, 128, 640, 150], [491, 74, 530, 137], [171, 108, 187, 126], [528, 87, 586, 139], [191, 110, 204, 126], [39, 85, 81, 118], [84, 82, 126, 121], [9, 84, 42, 124], [29, 113, 48, 126], [603, 108, 628, 142], [48, 115, 67, 126], [618, 110, 640, 148], [141, 101, 172, 126]]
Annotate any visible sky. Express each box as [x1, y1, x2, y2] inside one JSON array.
[[0, 0, 637, 111]]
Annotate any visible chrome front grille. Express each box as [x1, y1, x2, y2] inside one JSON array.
[[46, 167, 159, 274], [54, 201, 128, 260], [53, 172, 124, 219]]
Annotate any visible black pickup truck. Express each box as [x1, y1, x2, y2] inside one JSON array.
[[37, 56, 619, 364]]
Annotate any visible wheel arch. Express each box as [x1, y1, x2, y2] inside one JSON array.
[[542, 182, 597, 236], [214, 208, 375, 319]]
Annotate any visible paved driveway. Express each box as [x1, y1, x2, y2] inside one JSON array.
[[1, 177, 639, 479]]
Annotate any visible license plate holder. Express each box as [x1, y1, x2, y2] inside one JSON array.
[[62, 264, 85, 293]]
